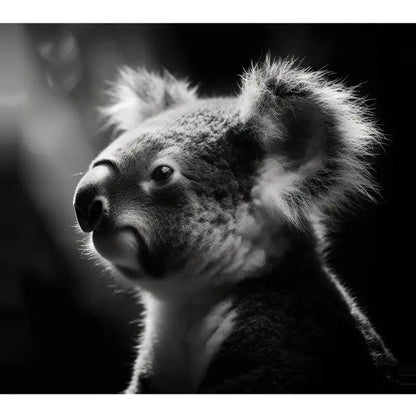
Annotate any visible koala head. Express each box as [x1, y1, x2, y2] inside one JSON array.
[[74, 59, 382, 297]]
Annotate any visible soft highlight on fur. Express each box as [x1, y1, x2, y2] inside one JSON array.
[[240, 57, 384, 227], [100, 67, 198, 132]]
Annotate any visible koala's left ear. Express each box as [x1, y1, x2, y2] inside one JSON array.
[[238, 58, 383, 225], [239, 60, 329, 169], [100, 67, 198, 131]]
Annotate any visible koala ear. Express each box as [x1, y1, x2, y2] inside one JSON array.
[[100, 67, 198, 132], [239, 58, 383, 225]]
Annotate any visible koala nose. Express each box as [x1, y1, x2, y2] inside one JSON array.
[[74, 193, 107, 233], [73, 165, 114, 233]]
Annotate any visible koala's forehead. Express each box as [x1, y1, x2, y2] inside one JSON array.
[[99, 97, 243, 164]]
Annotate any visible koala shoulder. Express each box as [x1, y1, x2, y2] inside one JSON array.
[[198, 233, 397, 393]]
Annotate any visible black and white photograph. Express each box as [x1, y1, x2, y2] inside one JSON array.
[[1, 5, 415, 412]]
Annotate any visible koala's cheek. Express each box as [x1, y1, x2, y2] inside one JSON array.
[[92, 228, 140, 271]]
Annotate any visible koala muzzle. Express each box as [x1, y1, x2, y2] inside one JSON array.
[[73, 165, 114, 233]]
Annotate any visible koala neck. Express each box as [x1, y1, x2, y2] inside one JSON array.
[[130, 285, 236, 393], [128, 221, 306, 393]]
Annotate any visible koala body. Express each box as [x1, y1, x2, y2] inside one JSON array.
[[74, 58, 396, 393]]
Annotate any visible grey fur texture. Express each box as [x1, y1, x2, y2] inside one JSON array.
[[76, 58, 396, 393]]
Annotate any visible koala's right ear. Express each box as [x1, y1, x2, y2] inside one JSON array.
[[100, 67, 198, 132]]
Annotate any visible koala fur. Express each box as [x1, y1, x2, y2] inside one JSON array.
[[75, 57, 397, 393]]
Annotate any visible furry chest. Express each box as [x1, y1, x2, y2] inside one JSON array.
[[131, 294, 237, 393]]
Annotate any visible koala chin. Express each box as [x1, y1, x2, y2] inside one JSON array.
[[74, 58, 397, 393]]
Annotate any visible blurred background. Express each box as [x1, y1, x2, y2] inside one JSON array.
[[0, 24, 414, 393]]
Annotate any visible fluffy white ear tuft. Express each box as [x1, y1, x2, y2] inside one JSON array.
[[239, 57, 385, 226], [100, 67, 198, 132]]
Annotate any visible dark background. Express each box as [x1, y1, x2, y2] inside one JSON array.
[[0, 24, 414, 393]]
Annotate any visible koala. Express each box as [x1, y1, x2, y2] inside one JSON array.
[[73, 58, 397, 393]]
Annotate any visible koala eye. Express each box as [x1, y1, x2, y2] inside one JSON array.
[[151, 165, 174, 184]]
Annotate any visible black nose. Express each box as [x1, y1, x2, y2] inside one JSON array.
[[73, 166, 113, 232], [74, 193, 106, 233]]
